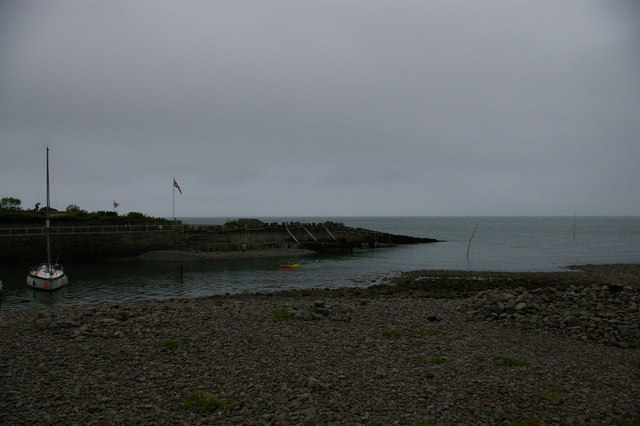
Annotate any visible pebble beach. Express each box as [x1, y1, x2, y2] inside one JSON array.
[[2, 264, 639, 425]]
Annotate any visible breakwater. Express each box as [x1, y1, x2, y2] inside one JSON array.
[[183, 221, 437, 253], [0, 221, 437, 264]]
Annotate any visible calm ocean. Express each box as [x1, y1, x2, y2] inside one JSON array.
[[1, 216, 639, 310]]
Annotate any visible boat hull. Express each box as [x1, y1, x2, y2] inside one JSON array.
[[26, 265, 68, 291], [280, 264, 300, 268]]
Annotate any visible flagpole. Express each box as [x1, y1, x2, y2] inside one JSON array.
[[172, 178, 175, 222]]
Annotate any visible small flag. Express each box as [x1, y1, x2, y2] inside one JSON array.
[[113, 201, 119, 208], [173, 178, 182, 194]]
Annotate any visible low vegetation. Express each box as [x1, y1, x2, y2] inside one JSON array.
[[472, 355, 530, 367], [614, 414, 640, 426], [379, 327, 443, 338], [164, 339, 191, 350], [224, 218, 265, 228], [181, 392, 234, 414], [272, 308, 295, 320], [496, 417, 544, 426], [538, 385, 565, 403], [416, 327, 442, 336], [0, 196, 170, 225], [492, 355, 530, 367], [378, 329, 405, 337], [419, 356, 446, 365]]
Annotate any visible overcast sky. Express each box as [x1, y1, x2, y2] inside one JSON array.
[[1, 0, 639, 218]]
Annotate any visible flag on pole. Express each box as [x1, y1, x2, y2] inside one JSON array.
[[173, 178, 182, 194], [113, 201, 119, 208]]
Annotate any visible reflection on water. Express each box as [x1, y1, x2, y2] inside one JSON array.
[[25, 286, 69, 306]]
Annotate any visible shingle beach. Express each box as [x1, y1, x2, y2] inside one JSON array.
[[2, 264, 639, 425]]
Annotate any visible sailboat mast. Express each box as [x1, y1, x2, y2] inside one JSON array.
[[46, 147, 52, 267]]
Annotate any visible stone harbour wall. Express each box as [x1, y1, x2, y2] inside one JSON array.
[[0, 220, 438, 264], [0, 232, 181, 264]]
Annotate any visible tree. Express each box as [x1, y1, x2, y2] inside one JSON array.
[[66, 204, 87, 214], [0, 197, 22, 211], [125, 211, 150, 221]]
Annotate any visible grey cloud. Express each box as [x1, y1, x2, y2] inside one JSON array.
[[1, 0, 639, 216]]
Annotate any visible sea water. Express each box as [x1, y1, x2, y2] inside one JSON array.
[[1, 216, 638, 310]]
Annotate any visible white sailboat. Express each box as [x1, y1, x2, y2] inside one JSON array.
[[26, 147, 68, 291]]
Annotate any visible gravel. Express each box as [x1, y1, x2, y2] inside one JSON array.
[[1, 264, 639, 425]]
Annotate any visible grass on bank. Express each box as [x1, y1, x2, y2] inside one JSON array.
[[492, 355, 530, 367], [378, 327, 442, 338], [416, 327, 442, 336], [379, 329, 406, 337], [164, 339, 191, 350], [614, 414, 640, 426], [538, 385, 565, 403], [419, 356, 446, 365], [411, 420, 545, 426], [181, 392, 234, 414], [272, 308, 295, 320], [473, 355, 530, 367], [495, 417, 544, 426]]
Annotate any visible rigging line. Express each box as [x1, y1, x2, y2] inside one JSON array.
[[36, 154, 46, 207], [48, 147, 61, 210]]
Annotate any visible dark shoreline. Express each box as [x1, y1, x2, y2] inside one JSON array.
[[240, 262, 640, 299], [104, 247, 319, 262]]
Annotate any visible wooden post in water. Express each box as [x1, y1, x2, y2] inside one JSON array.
[[467, 223, 479, 260]]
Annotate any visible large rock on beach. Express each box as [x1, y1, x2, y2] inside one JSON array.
[[462, 283, 640, 348]]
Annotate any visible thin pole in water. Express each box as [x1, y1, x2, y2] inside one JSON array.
[[467, 222, 479, 260], [573, 212, 576, 240]]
